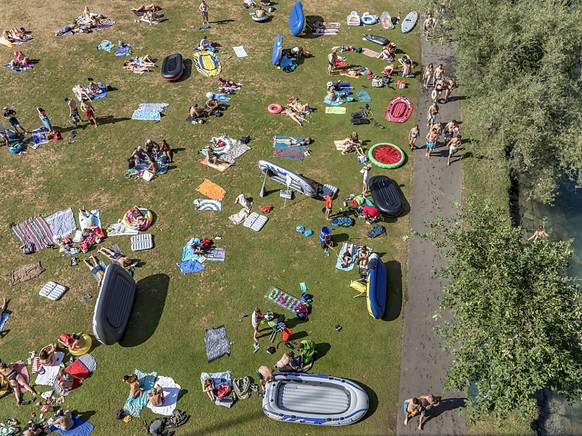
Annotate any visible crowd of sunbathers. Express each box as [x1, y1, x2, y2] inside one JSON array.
[[132, 4, 164, 25], [55, 7, 108, 36], [127, 139, 174, 178]]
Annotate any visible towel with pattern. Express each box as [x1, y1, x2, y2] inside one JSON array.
[[273, 147, 304, 161], [5, 262, 45, 285], [146, 375, 181, 416], [32, 127, 50, 146], [124, 370, 158, 416], [193, 199, 222, 211], [195, 179, 226, 200], [46, 208, 77, 239], [4, 63, 32, 73], [204, 326, 231, 362], [206, 247, 226, 262], [264, 286, 302, 312], [115, 43, 132, 56], [11, 215, 53, 252]]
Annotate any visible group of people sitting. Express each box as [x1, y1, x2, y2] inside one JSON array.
[[340, 244, 371, 268], [55, 7, 105, 36], [123, 54, 156, 72], [188, 92, 227, 122], [123, 373, 165, 407], [127, 139, 173, 178], [132, 4, 163, 25], [1, 27, 30, 44], [7, 50, 32, 71]]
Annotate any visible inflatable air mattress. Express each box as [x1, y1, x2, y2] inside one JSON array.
[[259, 160, 324, 198], [193, 51, 221, 77], [362, 33, 388, 46], [401, 11, 418, 33], [161, 53, 184, 81], [385, 96, 413, 123], [347, 11, 360, 26], [367, 253, 387, 319], [272, 34, 283, 65], [369, 175, 404, 217], [289, 1, 305, 36], [263, 373, 369, 425], [380, 11, 394, 30], [361, 13, 377, 26], [92, 263, 136, 345]]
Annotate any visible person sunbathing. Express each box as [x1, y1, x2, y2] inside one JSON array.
[[123, 61, 152, 72], [14, 51, 30, 67], [59, 332, 86, 350], [189, 104, 205, 119], [130, 146, 148, 163], [73, 84, 92, 101], [144, 159, 157, 176], [243, 0, 257, 9], [204, 147, 226, 166], [148, 385, 165, 407], [83, 256, 105, 285], [199, 36, 211, 51], [57, 368, 82, 394], [52, 410, 74, 431], [340, 132, 364, 156], [87, 81, 102, 95], [340, 244, 356, 268], [133, 4, 162, 12], [129, 206, 148, 227], [22, 422, 46, 436], [202, 376, 215, 401], [281, 108, 306, 126], [273, 136, 311, 146], [97, 247, 133, 269], [260, 0, 271, 5], [0, 361, 38, 405], [288, 97, 311, 114], [123, 374, 144, 398], [140, 11, 159, 25], [82, 6, 92, 21], [2, 30, 14, 42], [39, 343, 58, 366], [356, 246, 370, 268], [255, 6, 267, 18], [160, 139, 173, 162]]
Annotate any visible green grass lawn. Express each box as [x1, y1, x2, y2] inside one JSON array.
[[0, 1, 419, 434]]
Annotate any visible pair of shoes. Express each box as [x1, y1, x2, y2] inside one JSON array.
[[253, 344, 260, 353]]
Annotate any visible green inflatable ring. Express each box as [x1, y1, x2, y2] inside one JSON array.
[[368, 143, 406, 169]]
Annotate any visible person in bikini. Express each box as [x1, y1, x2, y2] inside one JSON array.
[[281, 108, 306, 126], [202, 376, 215, 401], [443, 78, 456, 103], [83, 256, 105, 285], [97, 247, 134, 269], [423, 63, 434, 89], [340, 243, 356, 268], [408, 124, 420, 149], [0, 361, 37, 405], [38, 343, 58, 366], [447, 135, 462, 166]]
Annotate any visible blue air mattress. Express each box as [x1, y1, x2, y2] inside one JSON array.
[[272, 34, 283, 65], [366, 253, 387, 319], [289, 1, 305, 36]]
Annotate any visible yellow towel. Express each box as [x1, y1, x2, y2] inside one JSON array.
[[196, 178, 227, 200]]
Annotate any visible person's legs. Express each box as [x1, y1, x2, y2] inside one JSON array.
[[15, 374, 36, 397], [9, 380, 21, 404], [83, 258, 95, 270]]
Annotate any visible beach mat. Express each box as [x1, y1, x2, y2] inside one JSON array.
[[233, 46, 247, 58], [193, 199, 222, 211], [356, 90, 371, 102], [5, 261, 45, 286], [11, 215, 53, 252], [206, 247, 226, 262], [31, 127, 50, 147], [325, 107, 347, 114], [264, 286, 301, 313], [361, 48, 380, 58], [50, 415, 94, 436], [204, 325, 231, 362], [195, 179, 226, 200], [273, 147, 304, 161]]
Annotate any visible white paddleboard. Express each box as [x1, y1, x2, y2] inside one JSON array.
[[401, 11, 418, 33], [380, 11, 394, 30]]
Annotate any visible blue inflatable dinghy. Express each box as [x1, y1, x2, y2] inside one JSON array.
[[272, 34, 283, 65], [367, 253, 387, 319], [289, 1, 305, 36]]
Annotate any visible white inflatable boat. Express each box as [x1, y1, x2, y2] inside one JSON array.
[[262, 373, 369, 426]]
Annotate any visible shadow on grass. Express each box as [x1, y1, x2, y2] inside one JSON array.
[[177, 388, 188, 401], [357, 380, 379, 423], [316, 342, 331, 359], [120, 273, 169, 347], [73, 410, 96, 422], [177, 59, 193, 82], [384, 260, 402, 321]]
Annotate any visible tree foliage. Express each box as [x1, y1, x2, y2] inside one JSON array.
[[423, 199, 582, 422], [422, 0, 582, 203]]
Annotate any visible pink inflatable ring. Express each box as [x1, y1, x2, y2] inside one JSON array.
[[268, 103, 283, 114]]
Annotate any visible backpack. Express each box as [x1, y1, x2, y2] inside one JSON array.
[[200, 238, 212, 250], [233, 377, 252, 400], [351, 117, 370, 125], [368, 224, 387, 239], [21, 243, 34, 255], [372, 77, 384, 87]]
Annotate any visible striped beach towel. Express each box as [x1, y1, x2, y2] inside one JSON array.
[[264, 286, 301, 313], [11, 215, 54, 252]]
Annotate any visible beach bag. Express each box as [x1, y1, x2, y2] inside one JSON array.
[[21, 243, 34, 255], [372, 77, 384, 87], [233, 377, 252, 400], [397, 80, 406, 89], [200, 238, 213, 250], [216, 384, 231, 398]]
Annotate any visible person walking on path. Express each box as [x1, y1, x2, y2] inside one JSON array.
[[422, 64, 434, 89], [64, 97, 81, 126], [251, 307, 262, 352], [3, 107, 27, 134], [403, 398, 422, 427], [80, 100, 97, 127], [418, 395, 442, 430], [447, 135, 461, 166], [199, 1, 209, 26], [444, 78, 456, 103], [425, 129, 438, 159], [433, 64, 444, 87], [327, 48, 338, 75], [443, 119, 458, 142], [427, 102, 439, 127], [409, 124, 420, 149]]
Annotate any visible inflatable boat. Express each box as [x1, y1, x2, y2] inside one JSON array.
[[369, 175, 404, 217], [193, 51, 221, 77], [259, 160, 322, 198], [262, 373, 369, 426], [272, 34, 283, 65], [367, 253, 387, 319], [386, 96, 413, 123], [289, 1, 305, 36], [363, 33, 388, 46], [92, 263, 136, 345], [401, 11, 418, 33], [161, 53, 184, 81]]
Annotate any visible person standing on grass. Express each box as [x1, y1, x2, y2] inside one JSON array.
[[327, 48, 338, 75], [408, 124, 420, 149], [427, 102, 439, 127], [324, 194, 333, 220], [447, 135, 461, 166], [37, 108, 55, 135], [3, 107, 27, 134], [252, 307, 263, 352], [443, 78, 456, 103], [80, 100, 97, 127], [425, 129, 438, 159], [199, 1, 209, 26], [361, 165, 371, 195], [64, 97, 82, 126]]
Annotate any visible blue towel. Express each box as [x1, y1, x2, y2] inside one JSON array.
[[0, 312, 9, 331], [200, 371, 232, 388], [137, 103, 169, 112], [32, 127, 49, 145], [4, 64, 22, 73], [114, 43, 132, 56], [89, 83, 107, 100], [124, 370, 157, 416], [323, 97, 343, 106], [356, 90, 371, 102], [335, 244, 359, 271], [177, 259, 205, 274], [97, 39, 114, 52], [209, 93, 230, 103], [132, 110, 161, 121], [50, 415, 94, 436], [181, 244, 206, 262]]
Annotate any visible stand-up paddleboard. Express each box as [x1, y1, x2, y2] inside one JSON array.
[[289, 1, 305, 36], [386, 96, 413, 123], [272, 34, 283, 65], [362, 34, 388, 46], [401, 11, 418, 33], [380, 11, 394, 30]]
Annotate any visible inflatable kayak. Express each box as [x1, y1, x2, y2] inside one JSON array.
[[401, 11, 418, 33], [369, 175, 404, 217], [193, 51, 221, 77], [362, 33, 388, 46], [92, 263, 136, 345], [262, 372, 369, 425], [386, 96, 413, 123], [272, 34, 283, 65], [367, 253, 387, 319], [289, 1, 305, 36], [161, 53, 184, 81], [258, 160, 322, 198], [380, 11, 394, 30]]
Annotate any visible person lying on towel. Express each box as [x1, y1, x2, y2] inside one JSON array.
[[218, 78, 241, 94], [340, 244, 356, 268]]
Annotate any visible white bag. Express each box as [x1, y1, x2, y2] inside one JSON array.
[[142, 170, 154, 181]]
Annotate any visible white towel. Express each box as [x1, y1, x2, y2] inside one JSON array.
[[233, 46, 247, 58], [35, 352, 65, 386], [146, 376, 181, 416], [45, 208, 77, 239]]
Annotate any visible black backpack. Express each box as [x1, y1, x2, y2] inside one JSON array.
[[21, 243, 34, 255], [351, 117, 370, 125], [368, 224, 386, 238]]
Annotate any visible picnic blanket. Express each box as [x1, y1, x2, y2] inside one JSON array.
[[50, 415, 94, 436], [132, 103, 169, 121], [13, 362, 30, 393], [31, 127, 50, 146], [177, 259, 205, 274], [200, 371, 232, 388], [193, 199, 222, 211], [11, 215, 53, 252], [114, 43, 132, 56], [325, 106, 347, 114], [0, 312, 9, 332], [265, 286, 302, 313], [35, 352, 65, 386], [336, 243, 358, 271], [206, 247, 226, 262], [146, 376, 181, 416], [196, 179, 226, 200], [124, 370, 158, 416], [356, 90, 371, 103], [79, 209, 101, 230], [46, 208, 77, 239], [204, 326, 231, 362], [232, 45, 247, 57], [5, 261, 45, 286], [97, 39, 114, 51], [273, 147, 304, 161], [361, 48, 380, 58]]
